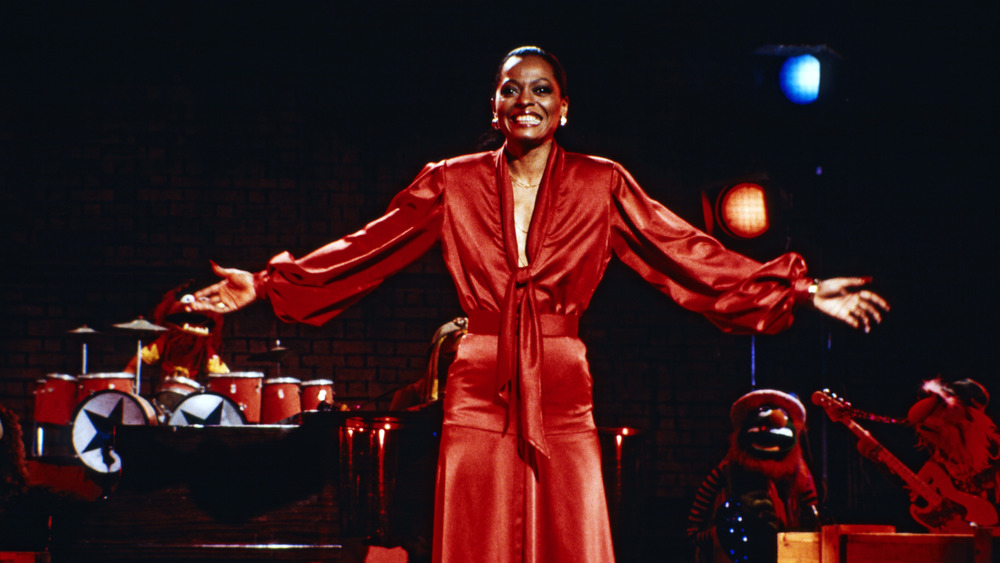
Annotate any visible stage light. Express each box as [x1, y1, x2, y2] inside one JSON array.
[[717, 183, 769, 239], [752, 44, 841, 109], [779, 54, 820, 104]]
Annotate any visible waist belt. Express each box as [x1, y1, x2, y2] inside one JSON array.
[[466, 310, 579, 338]]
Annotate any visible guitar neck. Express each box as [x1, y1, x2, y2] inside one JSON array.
[[842, 418, 942, 504]]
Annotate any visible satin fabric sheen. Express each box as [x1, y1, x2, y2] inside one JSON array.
[[258, 144, 813, 562]]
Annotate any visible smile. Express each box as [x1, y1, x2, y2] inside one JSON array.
[[746, 426, 794, 438], [513, 114, 542, 126]]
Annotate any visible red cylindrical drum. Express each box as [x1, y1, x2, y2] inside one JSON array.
[[260, 377, 302, 424], [34, 373, 79, 425], [301, 379, 335, 411], [207, 372, 262, 423], [77, 373, 135, 403]]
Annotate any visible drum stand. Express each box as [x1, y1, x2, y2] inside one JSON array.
[[68, 324, 99, 375], [112, 316, 167, 396]]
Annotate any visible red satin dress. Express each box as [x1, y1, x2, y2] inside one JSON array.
[[255, 144, 814, 562]]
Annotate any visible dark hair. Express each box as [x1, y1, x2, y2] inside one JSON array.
[[493, 46, 568, 98]]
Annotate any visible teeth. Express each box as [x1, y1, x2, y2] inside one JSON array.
[[516, 115, 541, 125], [182, 323, 210, 335]]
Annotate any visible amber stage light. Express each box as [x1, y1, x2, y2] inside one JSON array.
[[717, 182, 769, 239]]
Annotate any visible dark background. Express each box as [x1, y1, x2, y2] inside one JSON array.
[[1, 1, 997, 559]]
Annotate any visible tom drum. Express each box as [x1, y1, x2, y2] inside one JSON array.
[[34, 373, 79, 426], [77, 373, 135, 403], [206, 372, 263, 423], [261, 377, 302, 424], [301, 379, 335, 411]]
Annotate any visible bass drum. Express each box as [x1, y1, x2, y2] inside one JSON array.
[[168, 391, 247, 427], [70, 390, 158, 473], [154, 375, 203, 413]]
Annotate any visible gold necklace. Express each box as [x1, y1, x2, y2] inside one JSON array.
[[511, 175, 540, 189]]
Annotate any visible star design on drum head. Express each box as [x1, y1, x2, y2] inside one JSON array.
[[81, 397, 125, 454], [180, 400, 225, 425]]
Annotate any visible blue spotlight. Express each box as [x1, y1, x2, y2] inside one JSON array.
[[779, 54, 821, 104]]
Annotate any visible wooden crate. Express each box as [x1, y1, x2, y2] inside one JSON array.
[[779, 525, 894, 563], [778, 525, 993, 563]]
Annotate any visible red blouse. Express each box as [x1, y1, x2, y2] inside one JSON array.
[[256, 144, 813, 456]]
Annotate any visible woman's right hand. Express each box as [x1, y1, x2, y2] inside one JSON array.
[[185, 262, 258, 314]]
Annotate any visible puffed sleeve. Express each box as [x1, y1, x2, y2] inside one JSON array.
[[256, 161, 446, 326], [609, 163, 813, 334]]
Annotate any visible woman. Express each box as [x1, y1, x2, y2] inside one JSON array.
[[188, 46, 888, 562]]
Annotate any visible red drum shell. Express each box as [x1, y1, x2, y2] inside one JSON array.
[[34, 373, 79, 425], [77, 373, 135, 403], [207, 372, 262, 423], [261, 377, 302, 424], [301, 379, 335, 411]]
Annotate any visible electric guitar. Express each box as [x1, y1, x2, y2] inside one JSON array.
[[812, 389, 998, 532]]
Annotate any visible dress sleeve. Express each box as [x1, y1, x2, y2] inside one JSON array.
[[256, 162, 446, 326], [609, 163, 813, 334]]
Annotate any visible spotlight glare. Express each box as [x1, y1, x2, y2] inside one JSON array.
[[779, 54, 820, 104]]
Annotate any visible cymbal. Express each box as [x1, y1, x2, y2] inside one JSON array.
[[247, 346, 293, 363], [68, 325, 99, 335], [113, 316, 168, 332]]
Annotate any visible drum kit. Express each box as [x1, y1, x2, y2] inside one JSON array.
[[32, 320, 340, 474]]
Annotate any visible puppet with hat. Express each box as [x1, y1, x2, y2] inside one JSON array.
[[906, 377, 1000, 520], [124, 282, 230, 388], [687, 389, 820, 563]]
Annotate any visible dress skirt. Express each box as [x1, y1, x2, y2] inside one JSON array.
[[431, 333, 616, 562], [432, 425, 614, 562]]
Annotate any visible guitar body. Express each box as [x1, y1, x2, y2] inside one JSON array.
[[909, 462, 998, 532]]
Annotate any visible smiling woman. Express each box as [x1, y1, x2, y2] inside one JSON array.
[[185, 45, 888, 562]]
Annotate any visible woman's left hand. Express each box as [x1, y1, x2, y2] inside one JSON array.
[[812, 277, 890, 333]]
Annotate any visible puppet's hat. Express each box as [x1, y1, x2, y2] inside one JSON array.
[[730, 389, 806, 431]]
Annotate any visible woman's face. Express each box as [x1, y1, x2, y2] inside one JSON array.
[[492, 55, 568, 150]]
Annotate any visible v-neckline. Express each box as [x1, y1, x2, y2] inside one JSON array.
[[497, 144, 560, 271]]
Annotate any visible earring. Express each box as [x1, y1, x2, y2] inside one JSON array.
[[559, 115, 567, 127], [492, 115, 500, 129]]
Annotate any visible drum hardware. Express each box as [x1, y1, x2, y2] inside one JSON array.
[[247, 340, 294, 365], [68, 324, 99, 375], [113, 316, 168, 398]]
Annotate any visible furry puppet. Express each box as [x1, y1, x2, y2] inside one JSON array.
[[687, 389, 819, 563], [124, 282, 230, 386], [905, 378, 1000, 528]]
